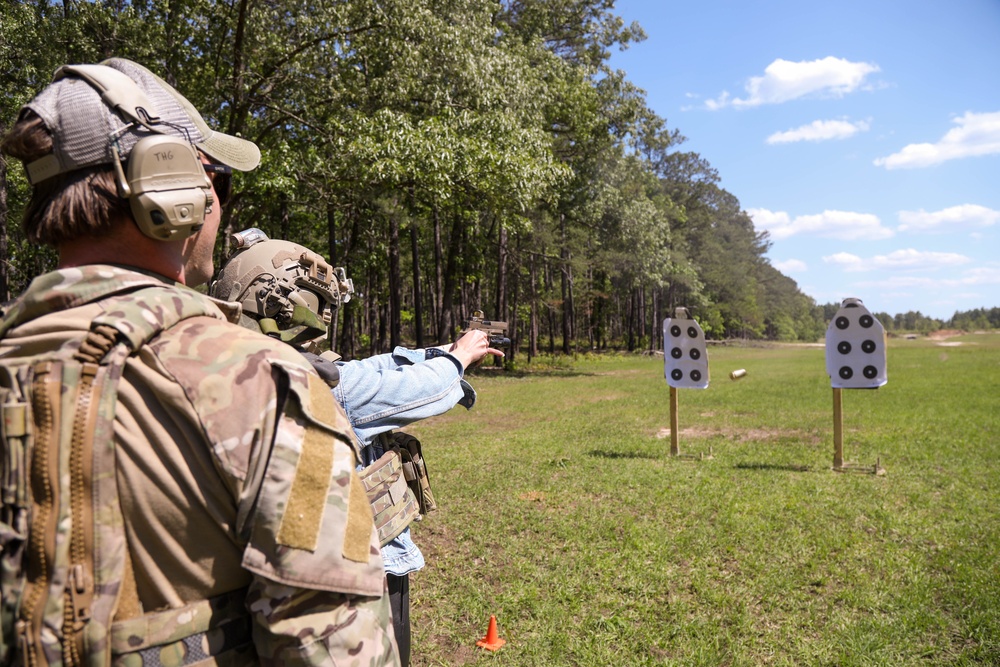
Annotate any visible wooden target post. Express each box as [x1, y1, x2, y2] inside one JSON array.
[[826, 298, 886, 475], [669, 386, 679, 457], [832, 387, 844, 469]]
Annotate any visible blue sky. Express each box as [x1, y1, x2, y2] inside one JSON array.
[[608, 0, 1000, 320]]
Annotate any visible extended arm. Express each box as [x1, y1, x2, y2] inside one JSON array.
[[335, 352, 468, 445], [333, 330, 502, 444]]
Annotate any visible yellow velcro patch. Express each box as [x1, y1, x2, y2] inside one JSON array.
[[276, 422, 333, 551], [343, 471, 374, 563], [308, 371, 341, 429]]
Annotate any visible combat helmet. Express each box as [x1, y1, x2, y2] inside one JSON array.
[[210, 228, 354, 350]]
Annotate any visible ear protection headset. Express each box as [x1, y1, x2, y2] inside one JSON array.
[[54, 65, 214, 241]]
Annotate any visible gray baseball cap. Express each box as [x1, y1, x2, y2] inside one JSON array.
[[22, 57, 260, 184]]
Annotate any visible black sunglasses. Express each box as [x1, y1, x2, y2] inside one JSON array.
[[203, 163, 233, 207]]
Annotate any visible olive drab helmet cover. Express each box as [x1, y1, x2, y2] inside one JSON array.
[[210, 228, 354, 349]]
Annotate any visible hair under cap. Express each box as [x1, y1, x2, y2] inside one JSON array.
[[22, 57, 260, 184]]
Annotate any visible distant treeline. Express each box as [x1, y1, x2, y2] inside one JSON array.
[[2, 2, 994, 362], [867, 306, 1000, 336]]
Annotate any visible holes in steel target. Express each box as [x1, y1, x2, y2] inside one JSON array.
[[861, 339, 877, 354], [839, 366, 853, 380], [689, 348, 701, 360], [671, 369, 683, 381], [863, 366, 879, 379], [670, 325, 681, 337], [837, 341, 851, 355], [671, 347, 683, 359], [690, 370, 702, 382], [835, 316, 850, 330], [687, 326, 699, 338], [859, 315, 874, 328]]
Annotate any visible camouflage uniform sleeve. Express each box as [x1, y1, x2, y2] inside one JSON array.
[[240, 359, 399, 665], [246, 580, 397, 666]]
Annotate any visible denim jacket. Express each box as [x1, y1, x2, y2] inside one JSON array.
[[333, 347, 476, 575]]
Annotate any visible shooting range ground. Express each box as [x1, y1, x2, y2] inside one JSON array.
[[405, 333, 1000, 666]]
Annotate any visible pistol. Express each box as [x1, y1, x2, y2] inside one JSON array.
[[466, 310, 511, 348]]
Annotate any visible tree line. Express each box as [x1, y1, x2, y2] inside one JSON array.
[[1, 1, 994, 364], [873, 307, 1000, 336]]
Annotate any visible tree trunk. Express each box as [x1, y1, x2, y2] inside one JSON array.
[[507, 237, 519, 365], [367, 265, 378, 356], [437, 212, 463, 344], [0, 144, 9, 302], [230, 0, 250, 138], [586, 266, 594, 350], [326, 203, 339, 265], [648, 288, 654, 350], [545, 259, 555, 354], [388, 208, 401, 349], [433, 205, 444, 341], [410, 224, 424, 348], [639, 286, 647, 350], [337, 208, 361, 359], [495, 224, 507, 318], [324, 203, 339, 347], [279, 194, 289, 239], [626, 288, 635, 351], [559, 215, 573, 354], [378, 299, 388, 354], [528, 251, 538, 361]]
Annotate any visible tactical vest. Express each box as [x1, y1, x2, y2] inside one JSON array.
[[0, 282, 251, 667], [360, 432, 437, 547]]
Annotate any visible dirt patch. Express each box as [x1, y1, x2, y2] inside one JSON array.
[[928, 329, 965, 340], [594, 368, 649, 376], [656, 426, 714, 439], [655, 426, 815, 443]]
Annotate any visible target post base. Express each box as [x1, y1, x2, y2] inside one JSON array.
[[833, 456, 886, 476], [831, 388, 885, 475], [669, 448, 714, 462], [667, 386, 713, 461]]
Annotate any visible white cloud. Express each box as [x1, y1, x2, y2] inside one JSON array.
[[959, 266, 1000, 285], [772, 259, 807, 273], [855, 268, 1000, 291], [748, 208, 893, 241], [824, 248, 973, 272], [766, 118, 870, 144], [855, 275, 936, 289], [747, 208, 791, 235], [707, 57, 880, 110], [897, 204, 1000, 232], [823, 252, 864, 269], [873, 111, 1000, 169], [704, 91, 730, 111]]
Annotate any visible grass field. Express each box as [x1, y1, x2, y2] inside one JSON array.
[[402, 333, 1000, 666]]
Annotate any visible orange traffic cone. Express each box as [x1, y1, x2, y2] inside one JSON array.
[[476, 615, 506, 651]]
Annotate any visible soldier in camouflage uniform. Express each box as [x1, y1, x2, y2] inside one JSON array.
[[0, 59, 398, 666], [209, 232, 504, 667]]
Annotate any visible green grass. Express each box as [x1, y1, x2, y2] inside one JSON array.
[[403, 334, 1000, 666]]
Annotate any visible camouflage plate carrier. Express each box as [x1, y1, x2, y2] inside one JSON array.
[[0, 281, 250, 667], [360, 433, 436, 548]]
